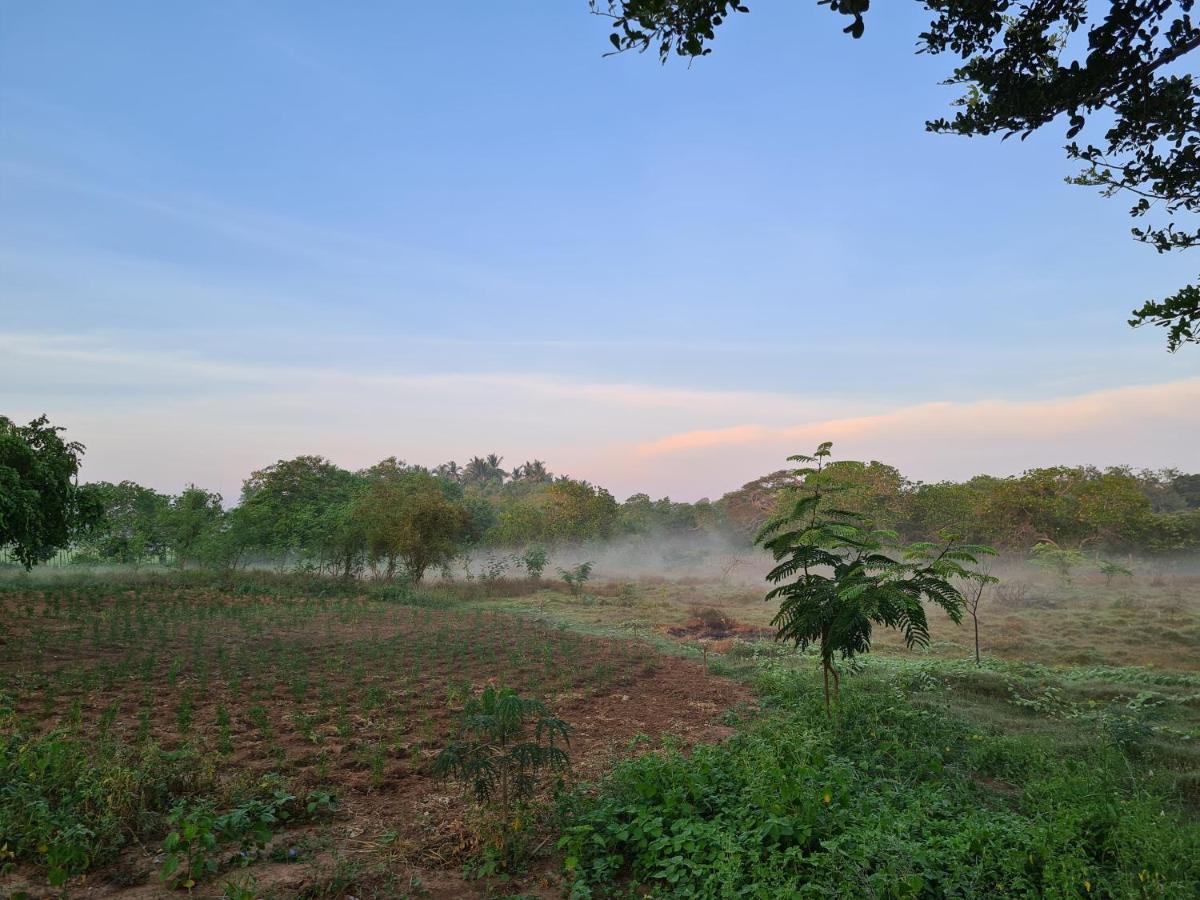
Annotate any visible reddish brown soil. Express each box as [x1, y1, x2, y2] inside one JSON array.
[[663, 615, 774, 643], [0, 587, 753, 898]]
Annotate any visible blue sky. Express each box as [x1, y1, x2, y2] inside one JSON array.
[[2, 1, 1197, 501]]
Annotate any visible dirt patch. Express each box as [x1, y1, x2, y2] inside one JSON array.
[[664, 608, 774, 643], [0, 586, 752, 898]]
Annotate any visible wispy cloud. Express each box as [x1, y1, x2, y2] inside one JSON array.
[[3, 331, 1196, 502], [634, 379, 1200, 458], [0, 331, 824, 415]]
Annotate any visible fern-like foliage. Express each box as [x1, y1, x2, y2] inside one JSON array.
[[433, 685, 571, 816], [757, 444, 995, 709]]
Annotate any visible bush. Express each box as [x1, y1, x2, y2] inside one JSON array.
[[688, 605, 734, 632], [0, 731, 214, 885], [559, 672, 1200, 897], [160, 787, 336, 889], [434, 685, 571, 873]]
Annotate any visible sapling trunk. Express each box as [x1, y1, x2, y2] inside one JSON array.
[[822, 660, 831, 714], [973, 612, 980, 667]]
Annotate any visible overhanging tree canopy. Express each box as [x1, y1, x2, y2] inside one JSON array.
[[592, 0, 1200, 350]]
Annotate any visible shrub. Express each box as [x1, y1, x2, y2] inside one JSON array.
[[0, 731, 213, 885], [433, 686, 571, 871], [160, 787, 333, 889], [560, 671, 1200, 897], [557, 562, 594, 597], [1031, 541, 1086, 583], [521, 545, 549, 579], [689, 605, 734, 632]]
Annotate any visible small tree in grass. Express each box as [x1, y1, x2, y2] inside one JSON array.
[[1098, 558, 1133, 586], [757, 443, 995, 712], [558, 561, 593, 596], [521, 545, 549, 580], [960, 565, 999, 667], [1031, 541, 1085, 584], [433, 686, 571, 868]]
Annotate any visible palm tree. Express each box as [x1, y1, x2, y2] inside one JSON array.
[[512, 459, 551, 483], [465, 454, 506, 487], [434, 461, 463, 484]]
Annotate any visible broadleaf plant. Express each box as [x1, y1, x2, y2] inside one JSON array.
[[756, 443, 995, 711], [433, 686, 571, 867]]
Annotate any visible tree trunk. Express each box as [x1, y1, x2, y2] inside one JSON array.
[[973, 612, 981, 667], [822, 660, 831, 714]]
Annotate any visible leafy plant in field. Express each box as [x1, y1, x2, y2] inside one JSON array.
[[756, 444, 994, 711], [557, 561, 593, 597], [1031, 541, 1086, 584], [0, 730, 211, 886], [161, 788, 337, 889], [521, 545, 548, 580], [433, 686, 571, 869], [560, 665, 1200, 897], [960, 564, 999, 667], [1098, 558, 1134, 585], [480, 553, 512, 585], [160, 801, 220, 889]]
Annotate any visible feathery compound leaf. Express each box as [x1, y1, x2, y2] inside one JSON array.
[[755, 445, 994, 711]]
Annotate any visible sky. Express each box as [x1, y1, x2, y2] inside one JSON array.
[[2, 1, 1197, 503]]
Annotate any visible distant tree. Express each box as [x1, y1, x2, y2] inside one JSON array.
[[434, 460, 464, 484], [593, 0, 1200, 349], [619, 492, 704, 535], [546, 479, 619, 542], [360, 456, 414, 481], [78, 480, 172, 565], [977, 466, 1156, 550], [237, 456, 364, 568], [718, 469, 805, 538], [355, 471, 470, 581], [0, 415, 88, 569], [1031, 541, 1086, 584], [757, 443, 994, 712], [164, 485, 224, 567], [904, 478, 989, 543], [464, 454, 508, 489], [510, 459, 552, 484], [1173, 473, 1200, 509]]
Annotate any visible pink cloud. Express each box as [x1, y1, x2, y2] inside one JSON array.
[[600, 379, 1200, 500]]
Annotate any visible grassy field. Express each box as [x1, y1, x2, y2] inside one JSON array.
[[1, 565, 1198, 897], [470, 560, 1200, 670]]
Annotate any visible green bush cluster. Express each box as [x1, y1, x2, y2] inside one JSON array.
[[559, 671, 1200, 898], [0, 721, 336, 889], [0, 730, 213, 885], [160, 786, 337, 889]]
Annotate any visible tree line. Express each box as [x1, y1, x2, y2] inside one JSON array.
[[3, 415, 1199, 577], [722, 460, 1200, 554]]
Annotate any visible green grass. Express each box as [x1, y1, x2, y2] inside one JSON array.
[[559, 658, 1200, 898], [3, 568, 1199, 896]]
